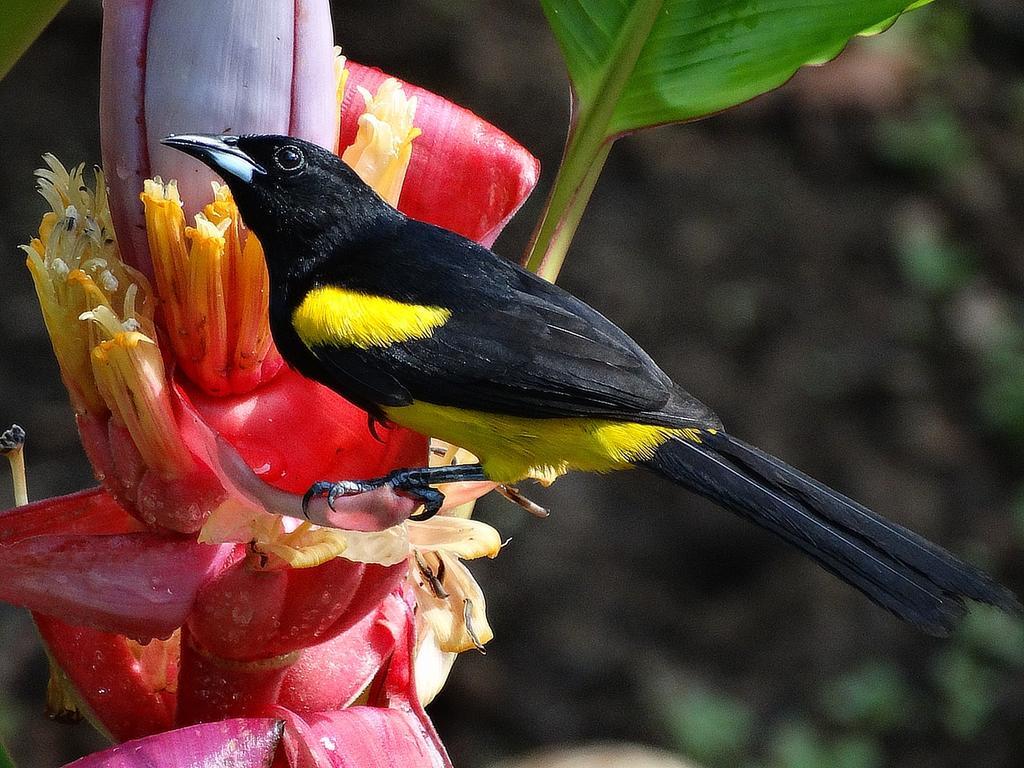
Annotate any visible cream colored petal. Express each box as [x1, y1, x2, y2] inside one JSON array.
[[341, 78, 420, 206], [413, 624, 457, 707], [338, 525, 410, 566], [413, 552, 493, 653], [25, 157, 155, 419], [407, 516, 502, 560]]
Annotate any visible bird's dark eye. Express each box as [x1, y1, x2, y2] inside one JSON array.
[[273, 145, 305, 173]]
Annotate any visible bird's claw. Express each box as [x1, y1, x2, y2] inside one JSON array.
[[301, 470, 445, 521], [301, 478, 381, 518], [404, 487, 445, 521], [384, 469, 445, 521], [328, 480, 376, 509]]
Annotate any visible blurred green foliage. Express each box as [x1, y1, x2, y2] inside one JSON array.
[[875, 99, 973, 177], [977, 326, 1024, 441], [876, 2, 1024, 447], [931, 607, 1024, 739], [931, 648, 1000, 739], [895, 223, 975, 296], [0, 740, 16, 768], [665, 686, 754, 764], [900, 1, 970, 64], [0, 704, 17, 768], [821, 662, 916, 732], [663, 608, 1024, 767], [770, 723, 882, 768]]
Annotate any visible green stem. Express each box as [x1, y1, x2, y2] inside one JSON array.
[[523, 0, 664, 282], [522, 112, 612, 282]]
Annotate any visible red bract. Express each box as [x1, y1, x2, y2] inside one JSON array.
[[63, 718, 284, 768], [272, 588, 449, 768], [341, 62, 540, 248], [54, 589, 450, 768], [184, 369, 426, 496]]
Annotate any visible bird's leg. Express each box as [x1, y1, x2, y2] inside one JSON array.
[[303, 463, 488, 522]]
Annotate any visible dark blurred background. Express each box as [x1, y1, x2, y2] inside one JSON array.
[[1, 1, 1023, 766]]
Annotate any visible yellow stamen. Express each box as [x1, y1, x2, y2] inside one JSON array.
[[140, 180, 280, 395], [201, 501, 355, 571], [186, 214, 231, 390], [407, 443, 501, 698], [250, 517, 350, 570], [140, 178, 191, 351], [411, 550, 493, 653], [407, 516, 502, 560], [342, 78, 421, 206], [206, 185, 277, 391], [24, 157, 154, 418], [84, 328, 191, 478]]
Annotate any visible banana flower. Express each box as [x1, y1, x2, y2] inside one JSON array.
[[1, 1, 538, 764]]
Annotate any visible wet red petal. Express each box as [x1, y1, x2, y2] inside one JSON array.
[[278, 592, 405, 714], [363, 585, 450, 766], [180, 559, 406, 726], [36, 615, 176, 742], [186, 368, 427, 496], [279, 707, 449, 768], [0, 533, 230, 639], [341, 62, 539, 247], [62, 717, 284, 768], [175, 625, 294, 727], [77, 405, 229, 536], [0, 487, 142, 544], [187, 556, 407, 661], [272, 588, 449, 767]]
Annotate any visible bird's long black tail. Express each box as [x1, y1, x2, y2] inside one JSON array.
[[641, 430, 1020, 635]]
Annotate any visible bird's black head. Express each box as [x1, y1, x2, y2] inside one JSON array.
[[161, 133, 389, 261]]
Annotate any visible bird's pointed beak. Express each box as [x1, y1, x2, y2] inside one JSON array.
[[161, 134, 266, 183]]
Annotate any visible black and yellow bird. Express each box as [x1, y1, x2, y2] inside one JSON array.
[[164, 133, 1018, 635]]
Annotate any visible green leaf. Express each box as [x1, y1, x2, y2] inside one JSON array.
[[541, 0, 932, 136], [0, 0, 70, 81], [525, 0, 931, 280]]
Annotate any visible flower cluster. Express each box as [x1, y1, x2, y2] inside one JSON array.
[[1, 1, 538, 764]]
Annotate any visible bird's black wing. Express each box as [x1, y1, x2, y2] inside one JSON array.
[[300, 219, 720, 427]]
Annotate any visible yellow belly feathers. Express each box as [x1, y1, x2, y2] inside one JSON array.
[[383, 400, 693, 484], [292, 286, 695, 484]]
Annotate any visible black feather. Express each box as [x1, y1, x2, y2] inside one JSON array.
[[643, 430, 1021, 635]]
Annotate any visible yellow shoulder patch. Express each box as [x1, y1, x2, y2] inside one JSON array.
[[292, 286, 451, 349]]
